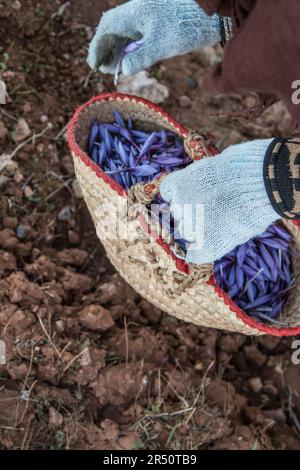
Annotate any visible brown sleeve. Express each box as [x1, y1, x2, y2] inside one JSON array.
[[197, 0, 300, 122], [264, 138, 300, 220], [197, 0, 255, 25]]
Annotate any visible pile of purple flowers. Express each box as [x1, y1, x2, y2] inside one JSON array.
[[214, 224, 293, 324], [87, 112, 294, 324], [88, 111, 191, 189]]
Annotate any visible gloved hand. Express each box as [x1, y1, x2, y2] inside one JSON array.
[[87, 0, 222, 76], [160, 139, 279, 265]]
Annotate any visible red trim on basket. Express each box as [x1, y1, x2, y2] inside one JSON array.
[[67, 93, 300, 337]]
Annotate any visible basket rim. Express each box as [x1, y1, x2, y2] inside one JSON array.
[[67, 92, 300, 337]]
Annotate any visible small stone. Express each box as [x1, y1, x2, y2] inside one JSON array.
[[12, 1, 22, 10], [16, 224, 26, 241], [79, 305, 115, 332], [58, 206, 71, 222], [36, 143, 44, 154], [11, 118, 31, 143], [248, 377, 263, 393], [72, 180, 82, 199], [117, 71, 169, 104], [0, 80, 7, 105], [186, 76, 198, 90], [198, 45, 222, 66], [48, 407, 63, 430], [24, 186, 33, 198], [0, 121, 8, 141], [68, 230, 80, 245], [80, 347, 92, 367], [55, 320, 65, 333], [40, 114, 48, 123], [0, 153, 14, 173], [179, 95, 192, 109], [23, 102, 32, 113], [243, 95, 258, 109], [14, 170, 24, 183], [0, 175, 8, 188]]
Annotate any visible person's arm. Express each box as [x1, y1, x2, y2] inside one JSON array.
[[197, 0, 300, 121], [160, 138, 300, 265], [196, 0, 253, 21]]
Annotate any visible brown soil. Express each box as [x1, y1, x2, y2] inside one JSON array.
[[0, 0, 300, 450]]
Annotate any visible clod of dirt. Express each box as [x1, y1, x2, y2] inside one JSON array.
[[0, 250, 16, 275], [3, 216, 18, 229], [25, 255, 62, 282], [92, 363, 147, 407], [6, 361, 30, 380], [96, 274, 134, 305], [243, 344, 267, 367], [1, 271, 45, 306], [107, 327, 169, 364], [56, 249, 88, 267], [62, 269, 93, 293], [79, 305, 115, 332]]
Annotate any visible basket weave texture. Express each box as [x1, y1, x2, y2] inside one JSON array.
[[67, 93, 300, 337]]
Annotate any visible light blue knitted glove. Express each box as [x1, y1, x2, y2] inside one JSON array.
[[160, 140, 280, 265], [87, 0, 222, 75]]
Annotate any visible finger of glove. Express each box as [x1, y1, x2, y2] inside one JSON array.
[[178, 199, 206, 243], [88, 34, 123, 72], [122, 36, 160, 75], [186, 242, 214, 265], [159, 172, 180, 204], [87, 7, 137, 71]]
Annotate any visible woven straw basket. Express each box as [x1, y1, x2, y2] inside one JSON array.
[[67, 93, 300, 337]]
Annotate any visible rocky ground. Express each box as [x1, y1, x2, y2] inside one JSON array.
[[0, 0, 300, 450]]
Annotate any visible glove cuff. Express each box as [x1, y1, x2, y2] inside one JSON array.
[[263, 137, 300, 220]]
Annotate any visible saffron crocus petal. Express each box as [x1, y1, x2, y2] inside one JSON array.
[[139, 132, 157, 157], [269, 223, 293, 242], [118, 141, 129, 165], [113, 110, 126, 128], [260, 237, 289, 251], [92, 145, 99, 163], [88, 121, 99, 154], [236, 244, 247, 266], [123, 40, 144, 54], [155, 156, 185, 166], [133, 165, 158, 177], [98, 143, 107, 166]]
